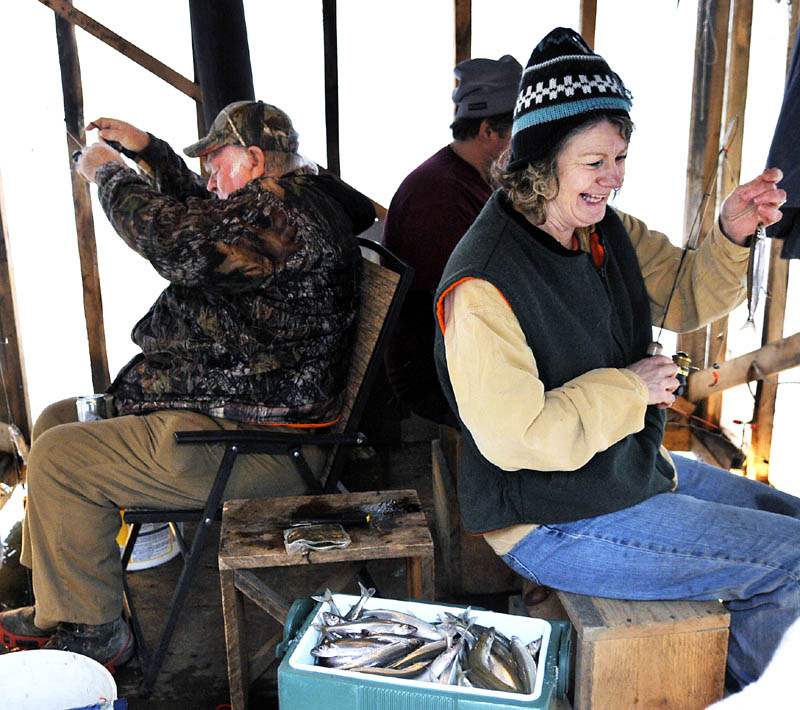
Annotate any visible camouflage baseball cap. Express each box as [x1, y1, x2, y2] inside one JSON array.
[[184, 100, 299, 158]]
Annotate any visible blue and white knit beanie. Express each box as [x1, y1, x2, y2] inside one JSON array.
[[508, 27, 632, 170]]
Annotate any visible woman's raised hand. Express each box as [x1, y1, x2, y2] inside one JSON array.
[[719, 168, 786, 245]]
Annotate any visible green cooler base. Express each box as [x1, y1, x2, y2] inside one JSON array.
[[277, 594, 571, 710]]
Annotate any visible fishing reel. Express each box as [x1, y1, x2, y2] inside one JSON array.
[[647, 342, 691, 397]]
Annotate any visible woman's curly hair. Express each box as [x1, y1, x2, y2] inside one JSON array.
[[491, 115, 634, 225]]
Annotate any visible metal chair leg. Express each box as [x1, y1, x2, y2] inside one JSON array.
[[121, 444, 239, 697]]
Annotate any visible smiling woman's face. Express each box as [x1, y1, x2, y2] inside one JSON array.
[[543, 120, 629, 241]]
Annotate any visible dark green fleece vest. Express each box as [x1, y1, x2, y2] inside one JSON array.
[[434, 192, 674, 532]]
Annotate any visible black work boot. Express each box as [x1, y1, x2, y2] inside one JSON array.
[[0, 605, 56, 649], [43, 616, 134, 673]]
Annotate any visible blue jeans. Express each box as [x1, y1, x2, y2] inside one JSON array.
[[501, 454, 800, 687]]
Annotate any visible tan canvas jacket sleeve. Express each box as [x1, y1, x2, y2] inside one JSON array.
[[443, 209, 750, 474], [444, 211, 749, 556], [620, 211, 750, 332]]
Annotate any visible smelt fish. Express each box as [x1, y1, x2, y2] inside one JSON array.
[[390, 638, 448, 668], [470, 663, 519, 693], [316, 619, 418, 638], [353, 661, 430, 678], [311, 635, 405, 658], [527, 636, 542, 659], [344, 580, 376, 621], [423, 635, 464, 684], [487, 646, 523, 691], [337, 638, 423, 670], [745, 221, 767, 328], [311, 588, 342, 619], [361, 609, 444, 640], [511, 635, 537, 695], [468, 627, 519, 693]]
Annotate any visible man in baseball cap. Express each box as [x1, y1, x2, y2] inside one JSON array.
[[0, 100, 375, 669], [381, 54, 522, 426]]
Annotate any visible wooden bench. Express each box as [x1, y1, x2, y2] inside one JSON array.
[[431, 426, 522, 595], [517, 587, 730, 709]]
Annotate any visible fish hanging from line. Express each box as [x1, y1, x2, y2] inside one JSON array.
[[745, 221, 768, 329]]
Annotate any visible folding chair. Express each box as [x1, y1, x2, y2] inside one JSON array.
[[120, 236, 412, 696]]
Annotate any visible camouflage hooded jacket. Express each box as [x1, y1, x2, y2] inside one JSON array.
[[95, 135, 374, 426]]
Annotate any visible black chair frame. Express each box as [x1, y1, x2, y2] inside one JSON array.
[[121, 237, 412, 696]]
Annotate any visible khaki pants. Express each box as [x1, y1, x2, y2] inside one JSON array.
[[21, 399, 324, 629]]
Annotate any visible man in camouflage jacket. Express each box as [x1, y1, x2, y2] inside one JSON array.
[[0, 101, 375, 669]]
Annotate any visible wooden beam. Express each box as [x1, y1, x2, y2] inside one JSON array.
[[39, 0, 202, 102], [686, 331, 800, 402], [580, 0, 598, 48], [0, 172, 32, 443], [454, 0, 471, 66], [693, 428, 746, 470], [705, 0, 754, 430], [54, 3, 110, 393], [750, 0, 800, 482], [721, 0, 753, 195], [680, 0, 731, 443], [322, 0, 341, 176]]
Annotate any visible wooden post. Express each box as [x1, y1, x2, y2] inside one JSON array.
[[0, 172, 32, 443], [750, 0, 800, 482], [580, 0, 598, 48], [454, 0, 471, 66], [54, 2, 110, 393], [682, 0, 730, 465], [705, 0, 754, 431], [322, 0, 341, 176]]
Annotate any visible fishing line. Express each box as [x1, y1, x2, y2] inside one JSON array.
[[64, 126, 84, 150], [652, 116, 739, 348]]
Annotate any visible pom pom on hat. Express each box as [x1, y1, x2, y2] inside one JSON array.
[[508, 27, 632, 170]]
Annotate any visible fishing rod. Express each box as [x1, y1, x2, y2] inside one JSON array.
[[647, 116, 740, 394]]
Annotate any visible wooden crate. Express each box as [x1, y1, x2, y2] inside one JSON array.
[[431, 427, 521, 596], [555, 590, 729, 710]]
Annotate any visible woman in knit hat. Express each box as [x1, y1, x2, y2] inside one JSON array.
[[433, 27, 795, 691]]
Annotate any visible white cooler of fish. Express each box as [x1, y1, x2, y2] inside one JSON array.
[[277, 593, 572, 709]]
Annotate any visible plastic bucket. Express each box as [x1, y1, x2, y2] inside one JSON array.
[[0, 648, 117, 709], [116, 515, 184, 571]]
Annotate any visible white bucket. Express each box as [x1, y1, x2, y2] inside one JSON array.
[[117, 519, 184, 571], [0, 648, 117, 709]]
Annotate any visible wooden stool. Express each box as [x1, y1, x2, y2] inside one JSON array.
[[432, 426, 521, 595], [218, 489, 435, 710], [555, 590, 730, 709]]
